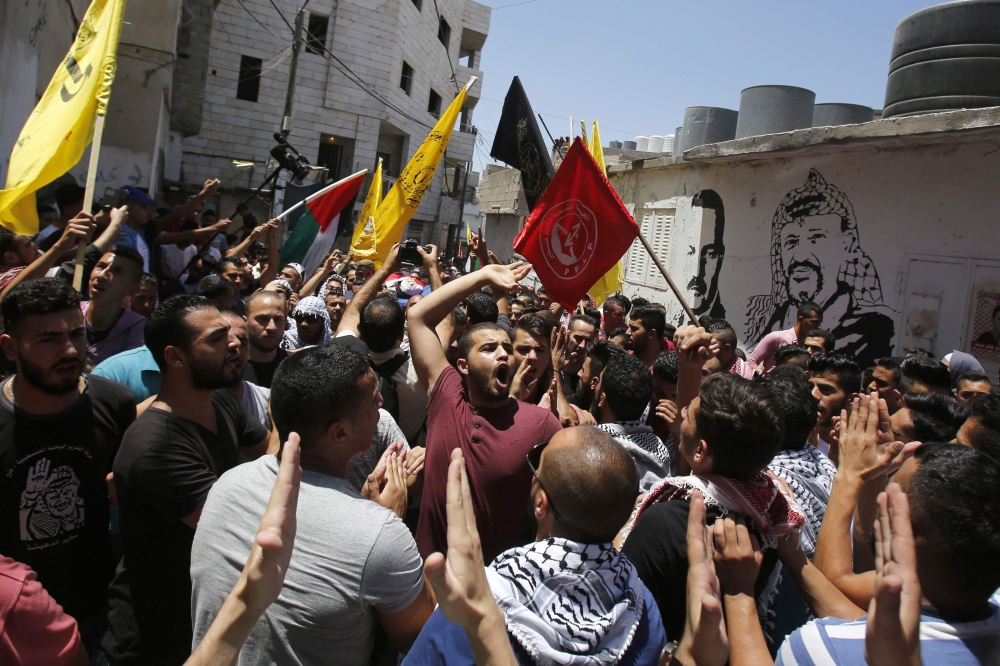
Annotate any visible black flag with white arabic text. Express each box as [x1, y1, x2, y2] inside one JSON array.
[[489, 76, 555, 211]]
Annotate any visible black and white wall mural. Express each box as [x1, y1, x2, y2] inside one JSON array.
[[688, 189, 727, 320]]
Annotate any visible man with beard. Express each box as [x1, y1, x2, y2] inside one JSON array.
[[325, 288, 347, 333], [557, 314, 598, 394], [747, 301, 823, 373], [222, 311, 271, 430], [101, 295, 270, 665], [408, 262, 563, 564], [600, 295, 629, 339], [808, 353, 861, 456], [570, 340, 619, 411], [0, 278, 135, 651], [242, 291, 288, 388], [687, 189, 727, 320], [626, 306, 667, 369]]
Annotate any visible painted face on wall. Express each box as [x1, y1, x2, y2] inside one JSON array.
[[780, 213, 850, 307], [688, 191, 726, 318], [690, 241, 724, 309]]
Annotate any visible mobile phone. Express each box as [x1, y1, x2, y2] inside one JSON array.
[[101, 187, 126, 208]]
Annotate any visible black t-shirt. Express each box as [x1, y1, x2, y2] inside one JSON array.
[[621, 499, 777, 642], [102, 390, 268, 664], [0, 375, 135, 622], [243, 348, 288, 389]]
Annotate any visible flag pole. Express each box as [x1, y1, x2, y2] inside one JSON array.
[[276, 168, 368, 221], [635, 228, 700, 327], [73, 115, 106, 292]]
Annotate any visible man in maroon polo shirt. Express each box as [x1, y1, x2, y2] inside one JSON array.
[[408, 262, 563, 564]]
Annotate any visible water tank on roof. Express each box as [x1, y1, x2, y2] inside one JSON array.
[[883, 0, 1000, 118], [663, 134, 675, 154], [608, 140, 622, 149], [622, 140, 637, 150], [812, 103, 875, 127], [634, 136, 649, 152], [648, 135, 664, 153], [677, 107, 739, 152], [735, 85, 815, 139]]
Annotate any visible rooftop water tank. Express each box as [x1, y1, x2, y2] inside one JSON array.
[[677, 107, 739, 152], [634, 135, 649, 152], [648, 135, 665, 153], [735, 85, 815, 139], [883, 0, 1000, 118], [608, 140, 623, 149], [622, 140, 637, 150], [662, 134, 675, 154], [812, 103, 875, 127]]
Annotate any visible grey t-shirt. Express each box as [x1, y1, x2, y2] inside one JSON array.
[[239, 381, 271, 430], [190, 454, 425, 665], [346, 408, 408, 491]]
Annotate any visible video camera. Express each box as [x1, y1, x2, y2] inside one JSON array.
[[270, 133, 312, 181]]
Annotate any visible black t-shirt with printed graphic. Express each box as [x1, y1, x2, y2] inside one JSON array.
[[0, 374, 136, 622]]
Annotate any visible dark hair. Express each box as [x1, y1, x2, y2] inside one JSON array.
[[466, 291, 499, 325], [903, 346, 933, 358], [144, 295, 213, 370], [359, 295, 405, 353], [761, 376, 819, 450], [901, 392, 969, 442], [705, 319, 737, 349], [809, 353, 862, 394], [198, 253, 219, 272], [770, 363, 809, 386], [653, 350, 679, 384], [630, 306, 666, 340], [965, 393, 1000, 461], [196, 275, 233, 302], [270, 343, 372, 447], [55, 182, 85, 210], [1, 277, 81, 333], [583, 307, 602, 322], [514, 312, 554, 344], [957, 371, 991, 387], [585, 340, 623, 383], [570, 313, 599, 331], [772, 344, 811, 364], [139, 272, 159, 288], [631, 297, 649, 309], [603, 295, 629, 313], [542, 427, 639, 542], [509, 300, 525, 311], [804, 328, 836, 352], [109, 245, 145, 280], [0, 227, 18, 257], [909, 444, 1000, 598], [452, 307, 468, 327], [457, 322, 507, 360], [600, 350, 652, 421], [696, 373, 785, 479], [796, 301, 822, 319], [37, 204, 57, 215], [608, 327, 628, 339], [874, 357, 904, 385], [219, 256, 245, 270], [899, 356, 952, 394]]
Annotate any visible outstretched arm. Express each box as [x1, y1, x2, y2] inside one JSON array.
[[155, 179, 220, 232], [298, 251, 340, 297], [258, 224, 280, 286], [3, 213, 95, 298], [774, 531, 866, 620], [338, 245, 402, 337]]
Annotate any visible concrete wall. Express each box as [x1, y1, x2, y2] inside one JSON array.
[[609, 112, 1000, 375]]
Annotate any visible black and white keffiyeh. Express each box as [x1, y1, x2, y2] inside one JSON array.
[[487, 538, 645, 666], [595, 420, 673, 491], [767, 445, 836, 556]]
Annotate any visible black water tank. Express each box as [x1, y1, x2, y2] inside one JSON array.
[[883, 0, 1000, 118]]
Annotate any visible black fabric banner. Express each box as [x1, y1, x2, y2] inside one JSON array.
[[489, 76, 555, 211]]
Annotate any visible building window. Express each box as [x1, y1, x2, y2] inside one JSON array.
[[437, 17, 451, 48], [411, 0, 421, 9], [376, 151, 392, 177], [317, 135, 343, 181], [427, 89, 442, 118], [236, 55, 262, 102], [625, 208, 674, 289], [305, 13, 329, 55], [399, 61, 414, 95]]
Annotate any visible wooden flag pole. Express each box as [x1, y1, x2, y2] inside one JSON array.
[[635, 227, 701, 327], [73, 115, 106, 292]]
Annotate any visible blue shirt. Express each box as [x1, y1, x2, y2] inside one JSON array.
[[776, 604, 1000, 665], [402, 586, 666, 666], [91, 346, 161, 403]]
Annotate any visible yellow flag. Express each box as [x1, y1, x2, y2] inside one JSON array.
[[350, 158, 383, 259], [583, 119, 622, 306], [363, 81, 471, 266], [466, 222, 473, 246], [0, 0, 126, 234]]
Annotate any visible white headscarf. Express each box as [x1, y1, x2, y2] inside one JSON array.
[[281, 296, 332, 349]]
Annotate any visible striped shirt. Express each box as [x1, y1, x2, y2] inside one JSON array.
[[776, 604, 1000, 665]]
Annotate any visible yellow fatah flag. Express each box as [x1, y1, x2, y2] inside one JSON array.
[[359, 80, 471, 266], [0, 0, 126, 234], [466, 222, 473, 245], [350, 158, 383, 259], [583, 119, 622, 306]]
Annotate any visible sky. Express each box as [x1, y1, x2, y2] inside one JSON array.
[[469, 0, 934, 173]]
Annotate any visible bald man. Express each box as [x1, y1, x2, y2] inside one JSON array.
[[405, 427, 668, 664]]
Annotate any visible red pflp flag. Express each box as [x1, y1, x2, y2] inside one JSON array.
[[513, 138, 639, 309]]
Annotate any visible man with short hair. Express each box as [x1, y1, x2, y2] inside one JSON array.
[[36, 183, 85, 251], [101, 296, 270, 664], [648, 350, 680, 443], [508, 299, 524, 327], [196, 275, 236, 313], [129, 273, 158, 318], [626, 306, 667, 369], [808, 353, 861, 455], [803, 328, 836, 356], [898, 355, 952, 396], [509, 313, 553, 404], [957, 393, 1000, 460], [326, 288, 347, 332], [593, 351, 672, 489], [956, 371, 993, 403], [601, 295, 628, 338], [82, 246, 147, 368], [466, 291, 499, 326], [216, 257, 247, 315], [748, 301, 823, 372], [866, 356, 904, 414], [279, 263, 304, 293], [405, 427, 667, 664], [0, 278, 135, 644], [772, 344, 811, 370], [242, 291, 288, 389], [114, 186, 158, 273], [571, 340, 619, 410], [408, 262, 563, 563], [621, 326, 800, 641], [702, 319, 755, 379], [559, 314, 598, 393], [220, 311, 271, 429]]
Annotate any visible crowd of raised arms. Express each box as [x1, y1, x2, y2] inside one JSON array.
[[1, 181, 998, 666]]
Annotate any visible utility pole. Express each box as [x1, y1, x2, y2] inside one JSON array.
[[281, 2, 309, 136]]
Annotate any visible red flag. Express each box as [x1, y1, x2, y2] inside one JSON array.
[[513, 138, 639, 309]]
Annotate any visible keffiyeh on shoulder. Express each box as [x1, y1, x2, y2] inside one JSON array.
[[768, 446, 836, 555], [487, 538, 645, 666]]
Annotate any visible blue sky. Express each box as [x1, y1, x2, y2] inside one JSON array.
[[469, 0, 934, 172]]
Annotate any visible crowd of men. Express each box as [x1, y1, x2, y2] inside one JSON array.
[[1, 183, 999, 666]]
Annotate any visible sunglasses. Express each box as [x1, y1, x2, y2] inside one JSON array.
[[294, 314, 321, 324], [526, 441, 561, 520]]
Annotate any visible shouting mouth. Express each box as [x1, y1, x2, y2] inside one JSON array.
[[495, 363, 510, 390]]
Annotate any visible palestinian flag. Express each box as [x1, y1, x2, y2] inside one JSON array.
[[279, 169, 367, 276]]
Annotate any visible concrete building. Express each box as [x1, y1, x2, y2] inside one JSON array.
[[168, 0, 489, 245], [477, 164, 527, 263], [608, 107, 1000, 377]]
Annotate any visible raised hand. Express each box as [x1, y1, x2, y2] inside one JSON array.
[[674, 325, 719, 370], [549, 327, 570, 373], [56, 212, 96, 249], [200, 178, 221, 198], [25, 458, 51, 494], [865, 483, 922, 666], [481, 262, 531, 291], [712, 516, 763, 597], [471, 226, 489, 263], [404, 446, 426, 489], [417, 243, 439, 267], [837, 393, 904, 483], [364, 452, 407, 519], [509, 358, 539, 402]]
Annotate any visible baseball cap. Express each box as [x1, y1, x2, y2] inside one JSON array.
[[121, 185, 156, 206], [357, 260, 375, 270]]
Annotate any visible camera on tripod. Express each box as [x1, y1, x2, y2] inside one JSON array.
[[270, 133, 312, 181]]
